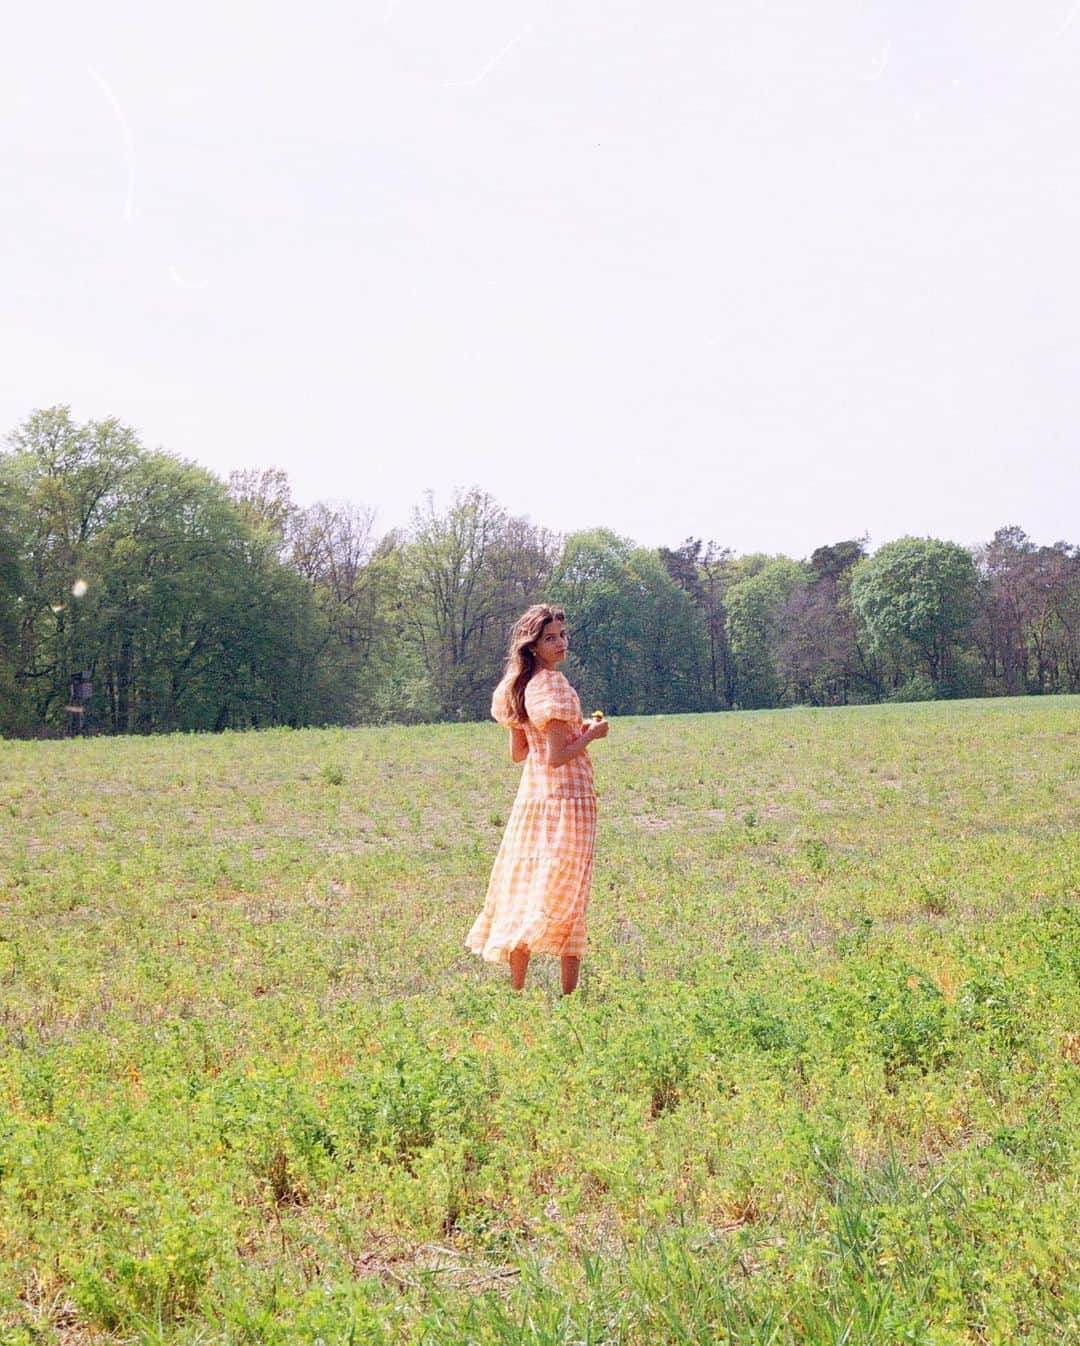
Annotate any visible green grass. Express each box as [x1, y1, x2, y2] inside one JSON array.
[[1, 696, 1079, 1344]]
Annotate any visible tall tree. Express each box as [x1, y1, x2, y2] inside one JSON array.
[[973, 526, 1036, 693], [1, 408, 141, 726], [290, 501, 380, 653], [554, 530, 704, 714], [401, 490, 557, 719], [0, 495, 25, 733], [228, 467, 296, 558], [850, 536, 978, 695], [659, 538, 736, 708], [81, 453, 322, 731], [1, 409, 332, 734], [776, 538, 879, 705], [725, 556, 807, 708], [1026, 541, 1080, 694], [287, 501, 411, 721]]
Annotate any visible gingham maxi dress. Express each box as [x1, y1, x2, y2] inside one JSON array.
[[466, 669, 597, 963]]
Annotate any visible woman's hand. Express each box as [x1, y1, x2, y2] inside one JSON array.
[[546, 718, 608, 767]]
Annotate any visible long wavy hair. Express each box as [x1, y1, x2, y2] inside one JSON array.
[[496, 604, 566, 725]]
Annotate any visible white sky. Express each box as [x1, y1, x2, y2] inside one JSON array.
[[3, 1, 1078, 557]]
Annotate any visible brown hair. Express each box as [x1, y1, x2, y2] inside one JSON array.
[[496, 604, 566, 725]]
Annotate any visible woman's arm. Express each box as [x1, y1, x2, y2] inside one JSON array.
[[544, 717, 608, 768], [509, 727, 529, 763]]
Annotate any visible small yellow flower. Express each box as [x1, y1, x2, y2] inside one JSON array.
[[591, 710, 605, 721]]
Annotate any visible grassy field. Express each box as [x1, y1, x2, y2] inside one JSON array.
[[1, 696, 1079, 1344]]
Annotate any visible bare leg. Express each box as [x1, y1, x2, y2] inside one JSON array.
[[509, 945, 530, 990], [561, 956, 581, 995]]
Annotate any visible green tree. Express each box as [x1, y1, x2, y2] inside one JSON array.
[[776, 539, 880, 706], [850, 536, 978, 696], [725, 556, 807, 708], [0, 494, 26, 733], [1, 407, 141, 726], [106, 455, 322, 729], [400, 490, 557, 720], [288, 502, 409, 722], [553, 530, 704, 714], [1, 409, 334, 734], [1023, 541, 1080, 694], [228, 467, 296, 558], [659, 539, 736, 708], [973, 526, 1036, 694]]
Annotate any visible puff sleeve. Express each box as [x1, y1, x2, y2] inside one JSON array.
[[525, 671, 581, 731], [491, 681, 522, 728]]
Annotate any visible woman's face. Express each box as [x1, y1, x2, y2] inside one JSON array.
[[532, 618, 568, 669]]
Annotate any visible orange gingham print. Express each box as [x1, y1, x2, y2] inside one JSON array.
[[466, 669, 597, 962]]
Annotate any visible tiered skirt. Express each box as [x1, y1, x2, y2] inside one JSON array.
[[466, 794, 597, 961]]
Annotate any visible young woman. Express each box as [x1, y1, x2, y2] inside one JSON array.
[[466, 604, 609, 994]]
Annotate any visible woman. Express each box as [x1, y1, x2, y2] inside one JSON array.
[[466, 604, 609, 994]]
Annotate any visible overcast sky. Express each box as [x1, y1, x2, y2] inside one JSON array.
[[3, 2, 1078, 557]]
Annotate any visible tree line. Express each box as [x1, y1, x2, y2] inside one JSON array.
[[1, 407, 1077, 737]]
